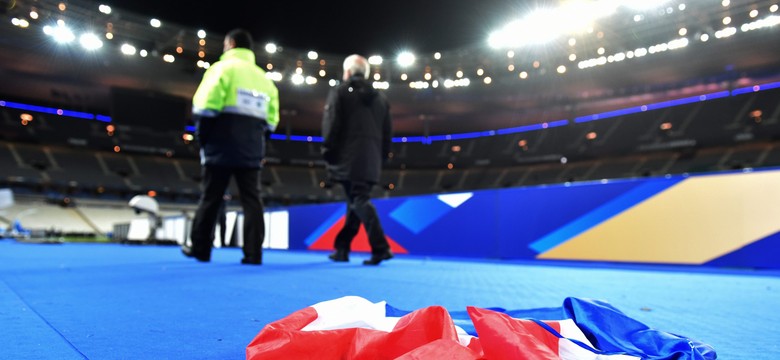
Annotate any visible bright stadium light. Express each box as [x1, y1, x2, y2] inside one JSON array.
[[622, 0, 670, 10], [397, 51, 415, 67], [266, 72, 283, 82], [150, 18, 161, 28], [120, 43, 137, 55], [368, 55, 383, 65], [372, 81, 389, 90], [489, 2, 617, 49], [79, 33, 103, 50], [291, 73, 304, 85], [265, 43, 277, 53], [409, 81, 429, 89], [45, 22, 75, 44], [11, 18, 30, 28]]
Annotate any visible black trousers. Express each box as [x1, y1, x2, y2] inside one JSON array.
[[217, 200, 228, 247], [333, 181, 389, 255], [190, 165, 264, 260]]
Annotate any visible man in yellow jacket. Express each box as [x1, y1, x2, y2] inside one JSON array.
[[183, 28, 279, 265]]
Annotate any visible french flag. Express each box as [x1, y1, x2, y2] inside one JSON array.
[[246, 296, 715, 359]]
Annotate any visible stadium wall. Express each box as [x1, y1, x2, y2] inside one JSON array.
[[285, 167, 780, 269]]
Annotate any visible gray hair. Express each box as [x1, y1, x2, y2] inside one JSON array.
[[342, 54, 370, 77]]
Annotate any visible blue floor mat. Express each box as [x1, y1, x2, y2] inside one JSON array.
[[0, 240, 778, 359]]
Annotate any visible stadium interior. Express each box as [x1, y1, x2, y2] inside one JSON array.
[[1, 0, 780, 238], [3, 3, 780, 359]]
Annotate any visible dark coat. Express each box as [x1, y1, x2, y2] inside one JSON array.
[[321, 75, 392, 183], [196, 113, 268, 168]]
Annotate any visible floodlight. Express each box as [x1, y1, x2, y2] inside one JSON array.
[[396, 51, 415, 67], [80, 33, 103, 50]]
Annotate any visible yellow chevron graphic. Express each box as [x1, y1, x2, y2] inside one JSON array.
[[538, 171, 780, 264]]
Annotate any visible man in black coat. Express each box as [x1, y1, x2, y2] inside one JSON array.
[[321, 54, 393, 266]]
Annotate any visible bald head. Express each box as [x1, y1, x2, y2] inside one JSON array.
[[342, 54, 370, 81]]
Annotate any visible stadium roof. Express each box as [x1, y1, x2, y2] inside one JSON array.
[[1, 0, 780, 135], [113, 0, 513, 55]]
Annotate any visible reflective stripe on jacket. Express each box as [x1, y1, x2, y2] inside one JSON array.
[[192, 48, 279, 168]]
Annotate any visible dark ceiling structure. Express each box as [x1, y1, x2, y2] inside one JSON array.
[[1, 0, 780, 137]]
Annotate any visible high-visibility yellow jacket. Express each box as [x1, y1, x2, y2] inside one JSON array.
[[192, 47, 279, 168]]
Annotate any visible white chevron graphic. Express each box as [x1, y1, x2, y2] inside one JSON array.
[[437, 193, 473, 208]]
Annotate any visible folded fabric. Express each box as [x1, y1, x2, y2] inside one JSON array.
[[246, 296, 715, 360]]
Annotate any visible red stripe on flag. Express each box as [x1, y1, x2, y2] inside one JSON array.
[[468, 306, 562, 360], [247, 305, 481, 359]]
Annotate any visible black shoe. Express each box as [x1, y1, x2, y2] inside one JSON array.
[[363, 250, 393, 266], [240, 257, 262, 265], [181, 246, 210, 262], [328, 249, 349, 262]]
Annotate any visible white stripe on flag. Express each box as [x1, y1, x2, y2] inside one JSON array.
[[302, 295, 398, 332]]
